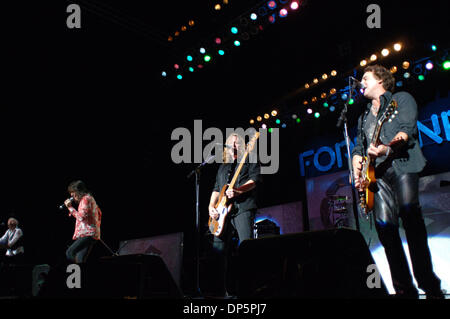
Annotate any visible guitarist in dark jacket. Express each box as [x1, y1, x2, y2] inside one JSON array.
[[208, 133, 261, 297], [351, 65, 443, 299]]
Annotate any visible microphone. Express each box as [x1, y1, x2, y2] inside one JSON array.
[[350, 76, 365, 90], [59, 197, 74, 210]]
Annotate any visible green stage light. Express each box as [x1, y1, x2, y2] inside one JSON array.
[[323, 102, 329, 107], [186, 55, 193, 61], [234, 40, 241, 47], [443, 60, 450, 70], [204, 55, 211, 62], [231, 27, 238, 34], [218, 50, 225, 55], [348, 98, 354, 105], [418, 75, 425, 81], [276, 119, 281, 124], [177, 74, 183, 80], [296, 118, 301, 123], [188, 67, 194, 72], [268, 128, 273, 133], [314, 112, 320, 118]]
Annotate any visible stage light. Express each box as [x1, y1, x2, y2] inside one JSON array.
[[431, 44, 437, 51], [282, 123, 287, 128], [313, 78, 318, 84], [349, 98, 354, 105], [305, 83, 310, 89], [425, 61, 434, 70], [161, 71, 167, 77], [323, 102, 329, 107], [341, 93, 348, 100], [215, 37, 222, 44], [322, 73, 328, 80], [279, 9, 288, 17], [197, 64, 204, 69], [314, 112, 320, 118], [396, 81, 403, 87], [271, 110, 278, 116], [200, 47, 206, 54], [330, 106, 335, 112], [307, 108, 313, 114], [330, 88, 336, 95], [177, 74, 183, 80], [181, 26, 187, 32], [186, 55, 193, 61], [381, 48, 389, 57], [189, 67, 194, 72], [360, 59, 367, 67], [231, 27, 238, 34], [321, 92, 327, 99], [218, 49, 225, 55], [418, 75, 425, 81], [390, 66, 398, 73], [303, 100, 308, 105], [296, 118, 301, 123], [250, 13, 258, 20], [292, 114, 298, 119], [262, 124, 267, 129], [204, 55, 211, 62], [393, 43, 402, 51], [264, 113, 270, 119], [215, 4, 222, 10], [370, 54, 377, 61], [257, 116, 262, 122], [189, 20, 195, 26], [168, 36, 173, 42], [174, 64, 180, 69], [174, 31, 180, 37], [311, 97, 317, 103], [268, 128, 273, 133], [290, 1, 299, 10], [331, 70, 337, 76], [403, 72, 410, 79], [268, 1, 277, 9], [250, 119, 255, 124], [268, 14, 276, 23], [276, 119, 281, 124], [234, 40, 241, 46], [443, 60, 450, 70], [402, 61, 410, 69]]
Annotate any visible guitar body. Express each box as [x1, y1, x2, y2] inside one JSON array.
[[208, 184, 233, 237], [359, 156, 376, 214]]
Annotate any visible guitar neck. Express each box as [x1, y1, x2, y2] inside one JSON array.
[[228, 151, 249, 190]]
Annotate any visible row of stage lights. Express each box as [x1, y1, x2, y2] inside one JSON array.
[[250, 43, 449, 130], [161, 0, 303, 81]]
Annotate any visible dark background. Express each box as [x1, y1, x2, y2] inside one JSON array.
[[2, 0, 449, 293]]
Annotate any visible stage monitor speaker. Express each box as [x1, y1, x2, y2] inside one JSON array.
[[237, 228, 388, 298], [118, 232, 183, 289]]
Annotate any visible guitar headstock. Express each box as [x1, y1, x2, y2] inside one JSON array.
[[380, 100, 398, 124], [246, 132, 260, 153]]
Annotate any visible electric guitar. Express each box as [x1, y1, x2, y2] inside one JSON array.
[[208, 132, 260, 237], [359, 100, 398, 215]]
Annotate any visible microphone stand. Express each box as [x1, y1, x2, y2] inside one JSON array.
[[336, 78, 366, 232], [187, 154, 215, 297]]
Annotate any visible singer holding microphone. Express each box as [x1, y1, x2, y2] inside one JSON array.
[[351, 65, 443, 299], [63, 180, 102, 264]]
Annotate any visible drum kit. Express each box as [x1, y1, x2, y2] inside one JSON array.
[[327, 194, 350, 228]]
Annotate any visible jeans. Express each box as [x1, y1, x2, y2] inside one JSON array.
[[66, 236, 96, 263], [373, 167, 441, 295]]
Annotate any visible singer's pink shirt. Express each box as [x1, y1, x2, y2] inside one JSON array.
[[68, 195, 102, 240]]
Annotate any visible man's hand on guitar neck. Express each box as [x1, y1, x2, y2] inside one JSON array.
[[226, 180, 256, 199], [367, 143, 391, 159]]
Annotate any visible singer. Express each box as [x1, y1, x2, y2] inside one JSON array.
[[351, 65, 443, 299], [64, 180, 102, 264]]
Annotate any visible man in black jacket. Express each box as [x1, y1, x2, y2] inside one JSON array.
[[352, 65, 443, 299], [208, 133, 261, 297]]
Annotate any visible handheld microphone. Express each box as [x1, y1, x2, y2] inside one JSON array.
[[59, 197, 74, 210], [350, 76, 365, 90]]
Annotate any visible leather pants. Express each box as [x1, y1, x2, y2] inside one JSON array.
[[373, 167, 441, 295]]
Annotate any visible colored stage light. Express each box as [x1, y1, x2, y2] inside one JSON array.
[[264, 113, 270, 119], [403, 72, 410, 79], [349, 98, 354, 105], [305, 83, 310, 89], [215, 37, 222, 44], [402, 61, 410, 69], [360, 60, 367, 67], [282, 123, 287, 128], [307, 108, 313, 114], [257, 116, 262, 122], [268, 1, 277, 9], [418, 75, 425, 81], [425, 61, 434, 70], [279, 9, 288, 17], [276, 119, 281, 124], [313, 78, 318, 84], [393, 43, 402, 51], [323, 102, 329, 107], [396, 81, 403, 87], [303, 100, 308, 105], [292, 114, 297, 119], [262, 124, 267, 129], [200, 47, 206, 54], [341, 93, 348, 100], [250, 13, 258, 20], [321, 93, 327, 99], [161, 71, 167, 77], [181, 26, 187, 32], [174, 64, 180, 69], [322, 73, 328, 80], [268, 14, 276, 23], [234, 40, 241, 46], [268, 128, 273, 133], [370, 54, 377, 61], [231, 27, 238, 34], [186, 55, 193, 61], [296, 118, 301, 123], [314, 112, 320, 118], [204, 55, 211, 62], [189, 20, 195, 26], [250, 119, 255, 124], [188, 67, 194, 72], [330, 88, 336, 95], [218, 49, 225, 55], [290, 1, 299, 10], [215, 4, 221, 10], [381, 49, 389, 57], [431, 44, 437, 51], [271, 110, 278, 116], [330, 106, 335, 112], [177, 74, 183, 80], [443, 60, 450, 70], [390, 66, 397, 73], [331, 70, 337, 76]]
